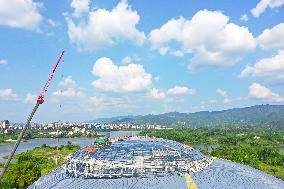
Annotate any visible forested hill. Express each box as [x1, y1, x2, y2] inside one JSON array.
[[94, 105, 284, 129]]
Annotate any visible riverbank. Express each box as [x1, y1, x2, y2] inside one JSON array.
[[0, 137, 98, 163], [0, 140, 29, 146], [0, 143, 80, 189]]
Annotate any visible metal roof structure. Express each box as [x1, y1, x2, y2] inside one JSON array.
[[28, 137, 284, 189], [64, 137, 212, 179]]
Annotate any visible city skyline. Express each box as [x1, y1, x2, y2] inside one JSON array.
[[0, 0, 284, 122]]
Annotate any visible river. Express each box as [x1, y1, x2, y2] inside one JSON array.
[[0, 138, 212, 163], [0, 130, 141, 163], [0, 137, 96, 163], [1, 134, 283, 163]]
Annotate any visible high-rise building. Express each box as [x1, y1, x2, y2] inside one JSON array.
[[0, 120, 10, 129]]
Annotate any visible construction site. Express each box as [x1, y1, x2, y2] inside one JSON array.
[[1, 50, 284, 189], [64, 137, 213, 179], [28, 136, 284, 189]]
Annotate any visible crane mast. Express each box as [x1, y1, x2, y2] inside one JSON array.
[[0, 51, 65, 181]]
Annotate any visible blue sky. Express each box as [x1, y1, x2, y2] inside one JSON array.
[[0, 0, 284, 122]]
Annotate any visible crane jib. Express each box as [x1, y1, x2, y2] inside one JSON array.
[[0, 50, 65, 181], [37, 51, 65, 104]]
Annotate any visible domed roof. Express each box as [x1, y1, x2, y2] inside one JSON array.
[[28, 137, 284, 189]]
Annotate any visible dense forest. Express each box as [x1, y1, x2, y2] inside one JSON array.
[[140, 128, 284, 180], [95, 105, 284, 129]]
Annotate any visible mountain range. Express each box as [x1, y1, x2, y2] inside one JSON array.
[[91, 105, 284, 129]]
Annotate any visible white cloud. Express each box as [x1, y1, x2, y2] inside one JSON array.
[[47, 19, 59, 27], [24, 93, 36, 104], [90, 95, 130, 107], [147, 86, 195, 100], [66, 0, 146, 51], [0, 59, 8, 65], [249, 83, 284, 102], [200, 99, 217, 105], [167, 86, 195, 95], [59, 76, 76, 87], [0, 89, 17, 100], [216, 88, 230, 104], [240, 51, 284, 83], [251, 0, 284, 18], [0, 0, 42, 30], [148, 88, 166, 99], [46, 32, 55, 37], [154, 76, 160, 81], [71, 0, 90, 17], [223, 98, 230, 104], [121, 56, 132, 65], [53, 88, 84, 98], [92, 57, 152, 92], [258, 23, 284, 50], [121, 55, 141, 64], [240, 14, 248, 21], [170, 50, 184, 57], [149, 10, 256, 71]]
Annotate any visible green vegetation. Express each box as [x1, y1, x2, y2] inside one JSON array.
[[0, 131, 21, 145], [112, 105, 284, 129], [0, 142, 79, 189], [24, 129, 97, 139], [0, 124, 283, 188], [0, 130, 41, 145], [0, 129, 97, 145], [210, 145, 284, 179], [140, 128, 284, 180]]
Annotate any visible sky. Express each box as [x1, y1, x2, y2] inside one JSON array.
[[0, 0, 284, 122]]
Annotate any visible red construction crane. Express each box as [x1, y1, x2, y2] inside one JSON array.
[[37, 51, 65, 104], [0, 51, 65, 181]]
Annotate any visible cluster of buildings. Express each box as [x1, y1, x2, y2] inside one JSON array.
[[107, 123, 170, 130], [38, 127, 87, 137], [0, 120, 13, 134], [0, 119, 171, 136], [29, 122, 169, 131]]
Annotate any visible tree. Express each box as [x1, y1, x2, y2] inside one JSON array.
[[0, 161, 41, 189], [23, 130, 34, 140]]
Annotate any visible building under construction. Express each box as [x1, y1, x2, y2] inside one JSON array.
[[28, 136, 284, 189], [64, 137, 213, 179]]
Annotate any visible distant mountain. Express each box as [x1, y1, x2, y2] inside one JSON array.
[[88, 115, 136, 124], [91, 105, 284, 129]]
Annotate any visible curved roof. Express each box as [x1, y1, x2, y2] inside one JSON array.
[[28, 138, 284, 189]]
